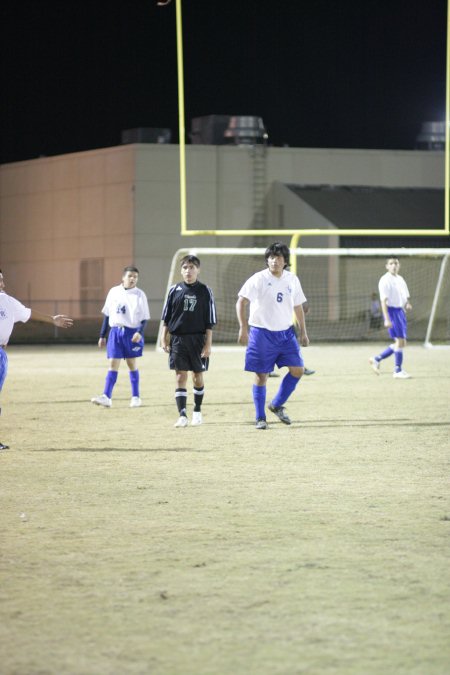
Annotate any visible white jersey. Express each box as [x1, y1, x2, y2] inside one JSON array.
[[102, 285, 150, 328], [238, 268, 306, 331], [378, 272, 410, 308], [0, 292, 32, 345]]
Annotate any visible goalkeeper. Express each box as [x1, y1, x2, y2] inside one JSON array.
[[161, 254, 217, 427], [236, 242, 309, 430]]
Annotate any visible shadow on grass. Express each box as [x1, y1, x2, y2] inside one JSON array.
[[34, 447, 209, 453]]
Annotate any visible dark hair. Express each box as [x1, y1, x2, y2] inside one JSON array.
[[123, 266, 139, 275], [265, 242, 290, 268], [386, 255, 399, 261], [180, 254, 200, 268]]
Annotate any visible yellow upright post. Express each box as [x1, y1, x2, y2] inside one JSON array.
[[446, 0, 450, 234], [175, 0, 187, 235]]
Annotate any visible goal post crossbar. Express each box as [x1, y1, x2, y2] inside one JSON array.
[[165, 247, 450, 257]]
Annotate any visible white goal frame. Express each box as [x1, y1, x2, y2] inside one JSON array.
[[157, 248, 450, 349]]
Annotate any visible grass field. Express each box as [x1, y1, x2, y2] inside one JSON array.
[[1, 344, 449, 675]]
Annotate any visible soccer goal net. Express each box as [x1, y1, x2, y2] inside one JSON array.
[[158, 248, 450, 346]]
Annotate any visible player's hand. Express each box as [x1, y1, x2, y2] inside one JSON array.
[[161, 341, 170, 353], [201, 344, 212, 358], [405, 302, 412, 312], [384, 318, 392, 328], [238, 327, 249, 345], [53, 314, 73, 328], [131, 332, 142, 343], [300, 334, 309, 347], [98, 337, 106, 348]]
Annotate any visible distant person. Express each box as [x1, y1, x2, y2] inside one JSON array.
[[0, 268, 73, 450], [236, 242, 309, 429], [369, 292, 382, 329], [91, 266, 150, 408], [161, 255, 217, 427], [369, 256, 412, 379]]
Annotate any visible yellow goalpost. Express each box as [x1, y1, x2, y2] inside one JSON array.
[[174, 0, 450, 254]]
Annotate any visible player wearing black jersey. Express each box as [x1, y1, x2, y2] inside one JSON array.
[[161, 255, 217, 427]]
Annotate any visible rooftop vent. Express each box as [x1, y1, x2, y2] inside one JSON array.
[[416, 121, 445, 150], [190, 115, 268, 145], [224, 116, 268, 146]]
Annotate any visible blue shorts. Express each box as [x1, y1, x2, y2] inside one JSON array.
[[0, 347, 8, 391], [245, 326, 303, 373], [387, 307, 407, 340], [107, 326, 144, 359]]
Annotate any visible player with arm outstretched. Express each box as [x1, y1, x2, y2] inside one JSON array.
[[236, 242, 309, 429], [369, 256, 412, 379], [91, 266, 150, 408], [161, 255, 217, 427], [0, 268, 73, 450]]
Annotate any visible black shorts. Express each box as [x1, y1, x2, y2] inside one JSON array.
[[169, 334, 209, 373]]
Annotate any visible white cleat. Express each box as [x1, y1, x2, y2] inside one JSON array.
[[369, 357, 380, 375], [393, 370, 411, 379], [191, 411, 202, 426], [91, 394, 112, 408], [129, 396, 142, 408], [174, 415, 188, 428]]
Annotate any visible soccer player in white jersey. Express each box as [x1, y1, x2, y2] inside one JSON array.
[[91, 266, 150, 408], [236, 242, 309, 429], [369, 256, 412, 379], [0, 268, 73, 450]]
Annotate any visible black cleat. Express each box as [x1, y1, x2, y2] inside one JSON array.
[[0, 442, 9, 450], [255, 418, 268, 430]]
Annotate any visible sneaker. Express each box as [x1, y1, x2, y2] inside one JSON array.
[[129, 396, 142, 408], [191, 411, 202, 426], [393, 370, 411, 379], [369, 357, 380, 375], [268, 404, 291, 425], [174, 415, 188, 428], [268, 371, 280, 378], [0, 442, 9, 450], [91, 394, 112, 407], [255, 418, 268, 430], [304, 367, 315, 376]]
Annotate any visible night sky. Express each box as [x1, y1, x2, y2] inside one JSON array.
[[0, 0, 447, 164]]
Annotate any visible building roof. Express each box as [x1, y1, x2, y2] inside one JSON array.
[[286, 185, 444, 230]]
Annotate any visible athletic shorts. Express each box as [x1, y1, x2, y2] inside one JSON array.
[[387, 307, 407, 340], [245, 326, 303, 373], [0, 347, 8, 391], [169, 334, 209, 373], [107, 326, 144, 359]]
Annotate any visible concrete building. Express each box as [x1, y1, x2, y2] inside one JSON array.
[[0, 143, 445, 341]]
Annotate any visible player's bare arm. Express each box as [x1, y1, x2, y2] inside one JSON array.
[[161, 325, 171, 353], [236, 296, 249, 345], [201, 329, 213, 358], [294, 304, 309, 347], [381, 298, 392, 327], [30, 310, 73, 328]]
